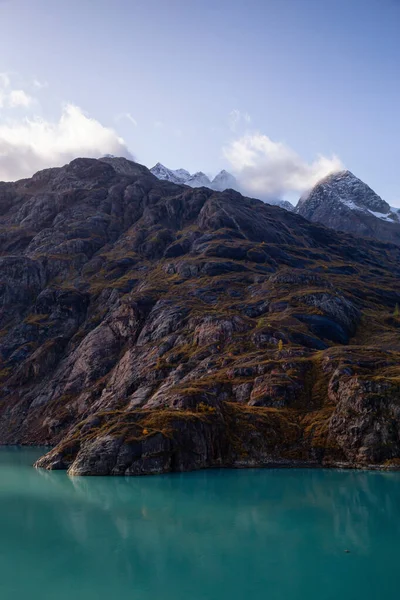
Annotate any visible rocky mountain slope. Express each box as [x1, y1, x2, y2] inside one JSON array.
[[296, 170, 400, 244], [0, 157, 400, 475], [150, 162, 294, 211]]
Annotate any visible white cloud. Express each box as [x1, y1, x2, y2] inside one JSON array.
[[124, 113, 137, 127], [0, 73, 10, 88], [0, 74, 34, 109], [8, 89, 33, 108], [116, 112, 137, 127], [0, 103, 132, 181], [0, 73, 9, 108], [223, 132, 343, 198], [33, 79, 48, 89], [228, 109, 251, 132]]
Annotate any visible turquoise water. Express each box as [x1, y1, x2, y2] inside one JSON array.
[[0, 448, 399, 600]]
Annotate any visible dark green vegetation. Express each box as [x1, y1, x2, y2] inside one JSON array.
[[0, 156, 400, 474]]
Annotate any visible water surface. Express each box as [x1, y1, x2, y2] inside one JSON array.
[[0, 447, 399, 600]]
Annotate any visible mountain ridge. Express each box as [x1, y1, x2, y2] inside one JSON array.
[[0, 156, 400, 475]]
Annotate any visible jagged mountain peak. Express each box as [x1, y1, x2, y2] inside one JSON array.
[[174, 168, 191, 178], [185, 171, 212, 188], [298, 169, 390, 213], [317, 168, 354, 182], [211, 169, 238, 191], [150, 161, 295, 210], [149, 162, 189, 184], [151, 163, 221, 190], [296, 169, 400, 243]]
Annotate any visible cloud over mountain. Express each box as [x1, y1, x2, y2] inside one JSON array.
[[223, 132, 343, 198], [0, 103, 132, 181]]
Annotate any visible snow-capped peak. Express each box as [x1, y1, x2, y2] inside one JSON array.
[[150, 162, 295, 211], [150, 163, 190, 184], [174, 168, 191, 180], [211, 170, 238, 191], [296, 169, 400, 227], [150, 163, 215, 189], [185, 171, 212, 188], [299, 170, 390, 213]]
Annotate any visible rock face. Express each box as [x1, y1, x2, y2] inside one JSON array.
[[296, 170, 400, 244], [0, 156, 400, 475]]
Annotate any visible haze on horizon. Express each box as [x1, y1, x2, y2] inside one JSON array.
[[0, 0, 399, 204]]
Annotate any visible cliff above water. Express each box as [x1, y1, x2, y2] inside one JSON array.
[[0, 157, 399, 474]]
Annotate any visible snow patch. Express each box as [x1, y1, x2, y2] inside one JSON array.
[[338, 197, 358, 210], [368, 209, 395, 222]]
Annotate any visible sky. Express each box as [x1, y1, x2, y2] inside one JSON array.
[[0, 0, 399, 204]]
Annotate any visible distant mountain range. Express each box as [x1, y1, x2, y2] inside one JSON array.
[[150, 162, 236, 190], [150, 163, 294, 211]]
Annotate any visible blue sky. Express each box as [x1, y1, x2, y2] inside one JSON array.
[[0, 0, 399, 203]]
